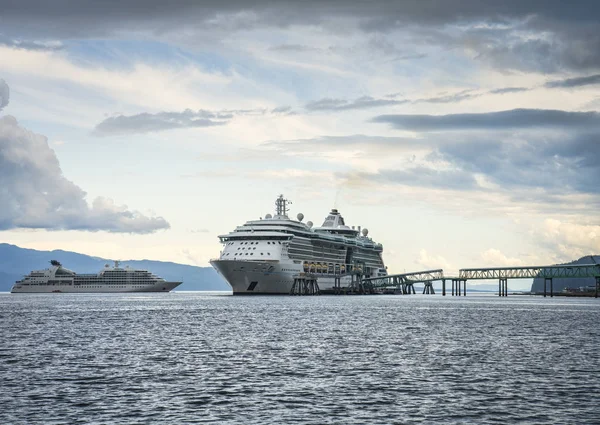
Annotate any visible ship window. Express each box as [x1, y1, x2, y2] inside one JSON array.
[[261, 253, 263, 255]]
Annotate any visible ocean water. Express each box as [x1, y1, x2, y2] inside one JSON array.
[[1, 292, 599, 424]]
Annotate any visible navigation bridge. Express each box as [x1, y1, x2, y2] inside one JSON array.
[[290, 264, 600, 297]]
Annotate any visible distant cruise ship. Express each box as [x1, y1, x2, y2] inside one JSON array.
[[11, 260, 182, 293], [210, 195, 387, 294]]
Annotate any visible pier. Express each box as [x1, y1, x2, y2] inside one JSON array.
[[290, 264, 600, 298], [459, 264, 600, 298], [362, 269, 444, 295]]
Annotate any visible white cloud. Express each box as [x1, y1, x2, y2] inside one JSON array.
[[415, 249, 454, 272], [480, 248, 524, 266], [0, 114, 169, 233], [534, 219, 600, 261]]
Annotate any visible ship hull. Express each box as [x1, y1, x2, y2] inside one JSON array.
[[11, 281, 182, 293], [210, 259, 354, 294]]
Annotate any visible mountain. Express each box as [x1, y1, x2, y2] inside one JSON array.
[[530, 255, 599, 293], [0, 243, 230, 292]]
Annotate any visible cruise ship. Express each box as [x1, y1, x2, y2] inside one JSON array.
[[210, 195, 387, 294], [11, 260, 182, 293]]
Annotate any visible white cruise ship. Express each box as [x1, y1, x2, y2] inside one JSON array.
[[11, 260, 182, 293], [210, 195, 387, 294]]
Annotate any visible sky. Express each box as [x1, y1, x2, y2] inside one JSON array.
[[1, 1, 600, 288]]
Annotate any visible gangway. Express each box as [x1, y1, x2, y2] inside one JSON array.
[[362, 269, 445, 295]]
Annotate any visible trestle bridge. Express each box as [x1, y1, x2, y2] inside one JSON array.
[[290, 264, 600, 298]]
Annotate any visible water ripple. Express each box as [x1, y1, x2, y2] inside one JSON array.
[[1, 293, 599, 424]]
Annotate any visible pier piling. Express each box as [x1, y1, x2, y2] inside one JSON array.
[[543, 277, 553, 298], [423, 281, 435, 294], [290, 274, 320, 295], [498, 278, 508, 297], [442, 279, 446, 296]]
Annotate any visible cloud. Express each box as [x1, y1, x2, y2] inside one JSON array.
[[413, 90, 481, 104], [0, 115, 170, 233], [263, 134, 428, 152], [480, 248, 524, 267], [305, 88, 531, 112], [415, 249, 453, 271], [372, 109, 600, 132], [534, 219, 600, 260], [544, 74, 600, 88], [488, 87, 530, 94], [435, 131, 600, 193], [341, 167, 479, 191], [269, 44, 321, 53], [3, 1, 600, 75], [93, 106, 293, 136], [0, 80, 9, 112], [94, 109, 230, 136], [305, 96, 408, 111], [2, 1, 600, 75], [0, 35, 63, 51]]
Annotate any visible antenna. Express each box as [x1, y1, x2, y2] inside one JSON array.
[[275, 194, 291, 217]]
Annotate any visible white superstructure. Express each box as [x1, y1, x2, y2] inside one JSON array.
[[11, 260, 182, 293], [210, 195, 387, 294]]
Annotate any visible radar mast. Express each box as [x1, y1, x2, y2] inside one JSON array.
[[275, 194, 292, 218]]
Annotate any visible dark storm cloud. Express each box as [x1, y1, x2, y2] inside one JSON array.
[[3, 1, 600, 31], [2, 1, 600, 74], [372, 109, 600, 132], [0, 114, 170, 232], [544, 74, 600, 88]]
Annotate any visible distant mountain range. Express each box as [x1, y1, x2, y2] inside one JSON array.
[[0, 243, 231, 292]]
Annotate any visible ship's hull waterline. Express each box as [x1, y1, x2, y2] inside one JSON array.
[[11, 260, 183, 294], [11, 280, 182, 294], [211, 259, 354, 294]]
